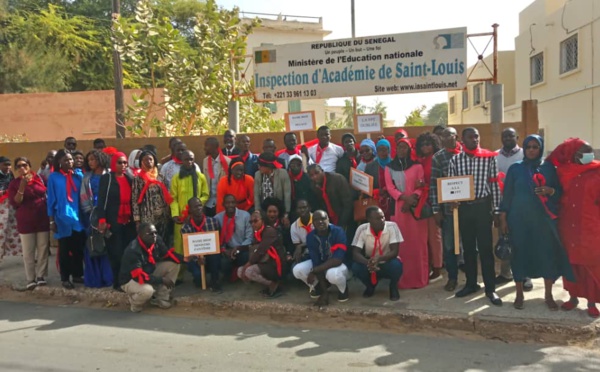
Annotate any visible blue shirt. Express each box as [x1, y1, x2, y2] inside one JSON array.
[[46, 170, 84, 239], [243, 152, 259, 177], [214, 209, 253, 248], [306, 224, 347, 266]]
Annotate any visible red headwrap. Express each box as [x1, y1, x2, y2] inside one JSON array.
[[396, 138, 419, 162], [111, 152, 127, 171], [103, 147, 119, 156], [546, 138, 600, 192]]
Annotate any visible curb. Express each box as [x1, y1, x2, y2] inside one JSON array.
[[4, 283, 599, 346]]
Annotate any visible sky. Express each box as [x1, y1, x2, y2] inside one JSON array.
[[217, 0, 537, 125]]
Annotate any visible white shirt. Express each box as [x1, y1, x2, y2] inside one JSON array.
[[307, 143, 344, 173], [495, 147, 524, 174], [351, 222, 403, 258], [290, 215, 313, 245]]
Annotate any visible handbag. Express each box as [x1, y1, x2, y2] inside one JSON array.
[[87, 175, 111, 257], [410, 203, 434, 220], [494, 234, 513, 261], [354, 194, 379, 222]]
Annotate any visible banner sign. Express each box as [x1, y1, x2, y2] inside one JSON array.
[[285, 111, 316, 132], [253, 27, 467, 101]]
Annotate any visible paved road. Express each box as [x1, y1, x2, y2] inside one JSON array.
[[1, 301, 599, 372]]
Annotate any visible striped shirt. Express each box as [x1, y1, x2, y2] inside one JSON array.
[[448, 152, 501, 212], [429, 149, 458, 215]]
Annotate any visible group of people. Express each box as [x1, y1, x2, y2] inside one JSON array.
[[0, 127, 598, 318]]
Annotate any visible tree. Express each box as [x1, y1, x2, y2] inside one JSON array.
[[424, 102, 448, 125], [114, 0, 280, 136], [404, 105, 426, 127], [371, 99, 387, 119], [340, 99, 366, 128]]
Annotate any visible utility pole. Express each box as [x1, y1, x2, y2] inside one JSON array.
[[351, 0, 357, 120], [112, 0, 126, 139]]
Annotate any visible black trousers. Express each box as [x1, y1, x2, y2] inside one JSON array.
[[106, 222, 136, 288], [458, 199, 496, 293], [58, 230, 85, 282]]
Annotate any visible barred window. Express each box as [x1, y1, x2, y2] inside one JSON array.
[[462, 89, 469, 110], [560, 34, 578, 74], [449, 96, 456, 114], [530, 52, 544, 85], [288, 100, 301, 112], [473, 83, 482, 106]]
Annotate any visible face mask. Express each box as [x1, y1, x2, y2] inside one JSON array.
[[580, 152, 594, 165]]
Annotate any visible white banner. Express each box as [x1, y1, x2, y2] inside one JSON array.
[[253, 27, 467, 101]]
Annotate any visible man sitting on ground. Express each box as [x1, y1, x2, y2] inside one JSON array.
[[119, 222, 182, 313], [351, 206, 403, 301], [292, 210, 349, 307], [290, 199, 313, 265]]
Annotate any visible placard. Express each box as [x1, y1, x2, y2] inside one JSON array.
[[437, 175, 475, 203], [354, 113, 383, 134], [182, 231, 220, 257], [350, 168, 374, 196], [284, 111, 316, 132]]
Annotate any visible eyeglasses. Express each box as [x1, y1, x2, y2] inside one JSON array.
[[16, 163, 28, 168], [117, 161, 128, 165]]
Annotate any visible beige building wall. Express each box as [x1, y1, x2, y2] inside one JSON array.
[[243, 14, 331, 129], [511, 0, 600, 150], [447, 51, 515, 125]]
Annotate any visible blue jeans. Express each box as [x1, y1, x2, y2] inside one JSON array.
[[187, 254, 221, 286], [352, 258, 403, 289], [442, 214, 459, 281]]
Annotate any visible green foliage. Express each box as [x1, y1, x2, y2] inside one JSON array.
[[424, 102, 448, 125], [404, 105, 427, 127], [115, 0, 281, 137]]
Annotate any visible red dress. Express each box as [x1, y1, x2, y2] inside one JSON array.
[[558, 168, 600, 302]]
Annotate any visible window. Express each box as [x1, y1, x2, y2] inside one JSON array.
[[449, 96, 455, 114], [485, 81, 492, 101], [473, 83, 482, 106], [560, 34, 578, 74], [530, 52, 544, 85], [263, 102, 277, 114], [288, 100, 301, 112], [329, 112, 336, 120], [462, 89, 469, 110]]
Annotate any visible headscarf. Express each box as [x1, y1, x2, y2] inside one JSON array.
[[546, 137, 600, 192], [128, 149, 143, 170], [389, 139, 415, 171], [522, 135, 544, 168], [375, 139, 391, 167], [357, 138, 376, 171], [137, 150, 172, 205], [111, 152, 127, 173]]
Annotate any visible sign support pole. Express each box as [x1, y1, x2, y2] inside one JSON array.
[[200, 262, 207, 290], [299, 131, 308, 171], [453, 207, 460, 255]]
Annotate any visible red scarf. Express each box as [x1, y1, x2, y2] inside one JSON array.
[[254, 224, 265, 242], [137, 170, 173, 205], [350, 156, 357, 169], [462, 145, 498, 158], [221, 213, 235, 244], [316, 144, 328, 163], [300, 217, 313, 235], [191, 216, 206, 232], [286, 148, 300, 155], [556, 161, 600, 193], [240, 151, 250, 163], [208, 151, 229, 179], [532, 173, 557, 219], [447, 142, 462, 155], [318, 175, 338, 224], [172, 156, 183, 165], [370, 227, 384, 285], [137, 236, 156, 264], [289, 170, 303, 197], [60, 169, 76, 202]]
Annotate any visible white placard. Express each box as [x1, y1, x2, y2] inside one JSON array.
[[183, 231, 220, 257], [350, 168, 374, 196], [254, 27, 467, 101], [437, 176, 475, 203], [355, 114, 382, 134], [285, 111, 316, 132]]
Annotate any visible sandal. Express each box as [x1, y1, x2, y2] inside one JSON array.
[[561, 299, 579, 311], [513, 297, 524, 310], [587, 306, 600, 318], [545, 297, 559, 311], [62, 281, 74, 290], [263, 286, 283, 299]]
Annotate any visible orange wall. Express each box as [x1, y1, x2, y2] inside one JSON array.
[[0, 89, 164, 142]]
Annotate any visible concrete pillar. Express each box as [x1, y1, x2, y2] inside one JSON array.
[[228, 100, 239, 133], [521, 100, 539, 137], [489, 84, 504, 150]]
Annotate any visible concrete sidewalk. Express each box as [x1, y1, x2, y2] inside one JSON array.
[[1, 248, 598, 345]]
